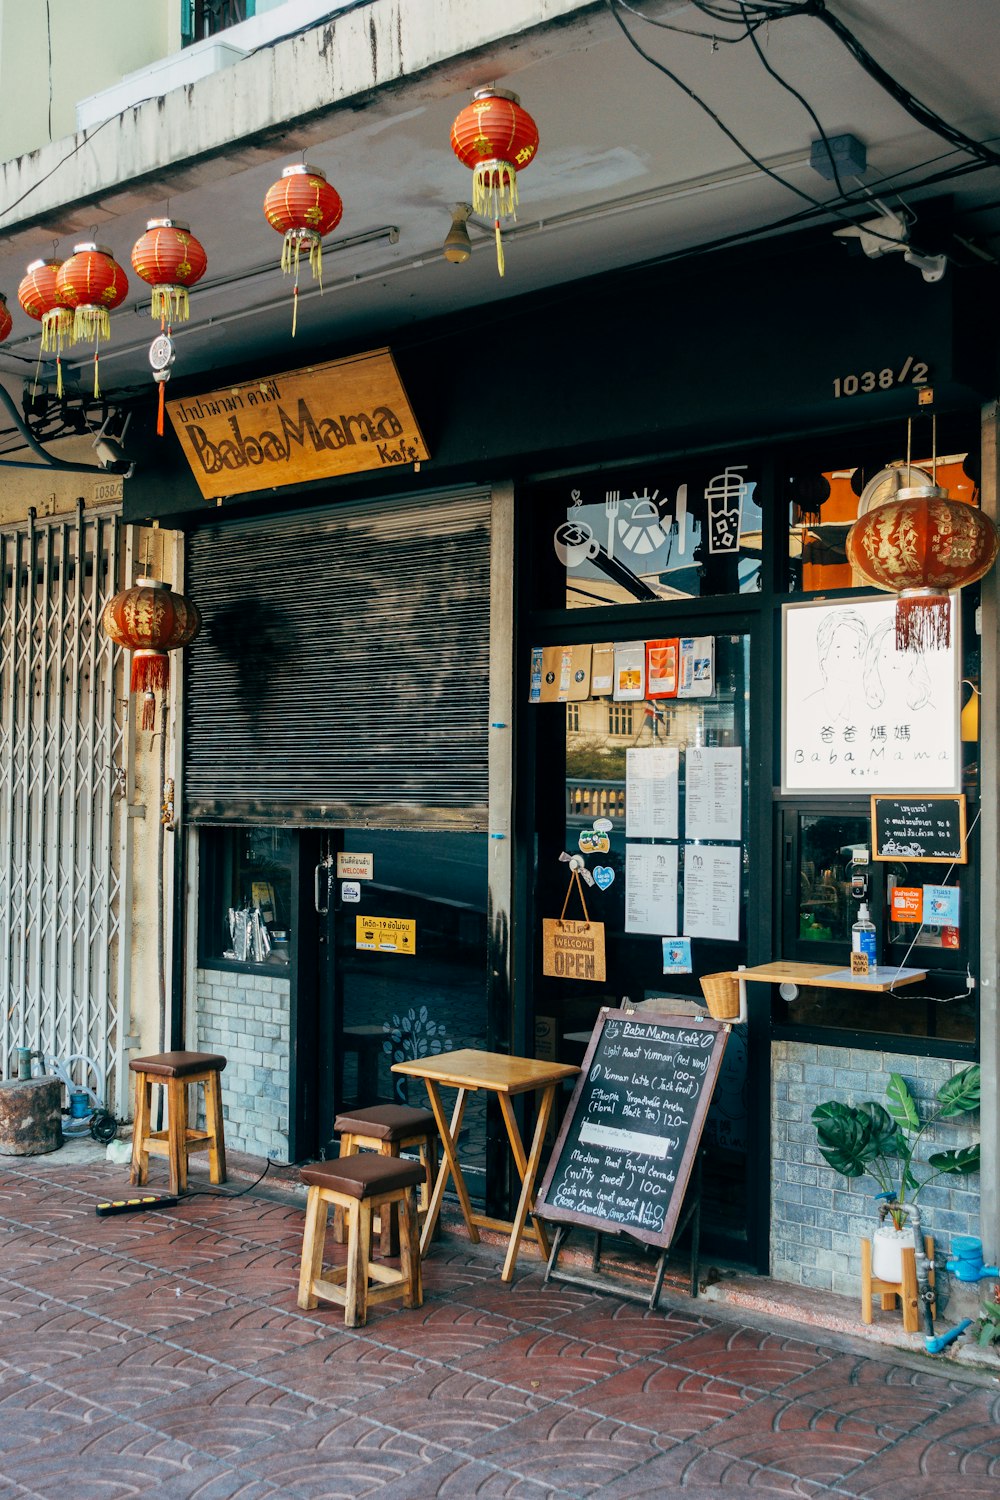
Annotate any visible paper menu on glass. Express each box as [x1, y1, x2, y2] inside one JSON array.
[[678, 636, 715, 697], [625, 844, 679, 935], [682, 844, 741, 941], [626, 747, 679, 839], [591, 642, 614, 696], [685, 747, 742, 841], [613, 641, 645, 701]]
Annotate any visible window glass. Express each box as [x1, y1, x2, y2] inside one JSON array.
[[200, 827, 293, 967], [531, 460, 763, 608], [786, 446, 978, 593]]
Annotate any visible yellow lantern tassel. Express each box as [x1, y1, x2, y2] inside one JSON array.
[[309, 238, 323, 291], [92, 335, 101, 399], [495, 220, 505, 277]]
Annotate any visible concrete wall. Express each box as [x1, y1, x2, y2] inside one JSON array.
[[195, 966, 291, 1160], [0, 1, 176, 161], [771, 1042, 981, 1296]]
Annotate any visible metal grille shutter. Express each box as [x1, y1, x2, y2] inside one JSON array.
[[184, 490, 491, 827]]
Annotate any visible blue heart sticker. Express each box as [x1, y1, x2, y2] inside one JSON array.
[[593, 866, 615, 890]]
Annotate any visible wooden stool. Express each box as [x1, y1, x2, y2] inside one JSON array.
[[861, 1234, 935, 1334], [333, 1103, 438, 1254], [297, 1155, 424, 1327], [129, 1051, 227, 1195]]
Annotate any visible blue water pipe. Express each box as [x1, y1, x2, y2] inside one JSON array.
[[925, 1319, 972, 1355], [945, 1236, 1000, 1283]]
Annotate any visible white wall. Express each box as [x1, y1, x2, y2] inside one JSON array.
[[0, 0, 176, 161]]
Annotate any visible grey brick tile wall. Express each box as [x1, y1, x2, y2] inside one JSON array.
[[771, 1042, 980, 1297], [195, 967, 291, 1161]]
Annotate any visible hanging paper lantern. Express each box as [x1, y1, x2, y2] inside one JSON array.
[[17, 258, 75, 395], [845, 482, 999, 650], [102, 576, 201, 731], [0, 294, 11, 343], [55, 243, 128, 397], [263, 163, 343, 335], [131, 218, 207, 323], [451, 87, 539, 276]]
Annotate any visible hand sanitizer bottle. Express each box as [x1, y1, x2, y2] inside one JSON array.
[[852, 902, 877, 972]]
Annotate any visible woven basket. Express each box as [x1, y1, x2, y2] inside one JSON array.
[[699, 971, 740, 1020]]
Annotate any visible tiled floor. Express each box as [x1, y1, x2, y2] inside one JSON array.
[[1, 1155, 998, 1498]]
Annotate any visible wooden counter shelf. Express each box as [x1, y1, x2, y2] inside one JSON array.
[[732, 961, 926, 994]]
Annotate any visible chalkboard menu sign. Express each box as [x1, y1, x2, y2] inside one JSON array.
[[535, 1010, 728, 1249], [871, 794, 967, 864]]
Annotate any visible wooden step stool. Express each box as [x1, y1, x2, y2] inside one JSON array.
[[129, 1051, 227, 1195], [333, 1103, 438, 1254], [297, 1155, 424, 1327]]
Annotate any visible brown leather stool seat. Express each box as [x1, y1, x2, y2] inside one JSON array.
[[129, 1051, 227, 1195], [297, 1154, 424, 1327], [333, 1103, 438, 1254], [333, 1103, 437, 1141]]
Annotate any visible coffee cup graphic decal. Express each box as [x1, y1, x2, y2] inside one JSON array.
[[554, 519, 600, 568]]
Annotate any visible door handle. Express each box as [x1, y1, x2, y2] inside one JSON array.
[[315, 857, 333, 914], [783, 834, 793, 898]]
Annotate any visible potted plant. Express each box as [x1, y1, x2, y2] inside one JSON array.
[[811, 1066, 980, 1282]]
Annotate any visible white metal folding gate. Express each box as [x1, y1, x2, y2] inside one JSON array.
[[0, 507, 129, 1115]]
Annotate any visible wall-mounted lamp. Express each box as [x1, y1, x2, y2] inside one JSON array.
[[442, 205, 472, 264], [961, 679, 980, 742]]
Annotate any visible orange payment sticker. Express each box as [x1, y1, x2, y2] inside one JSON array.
[[890, 887, 923, 923]]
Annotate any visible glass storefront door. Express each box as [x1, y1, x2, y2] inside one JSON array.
[[315, 827, 490, 1198], [531, 631, 755, 1259]]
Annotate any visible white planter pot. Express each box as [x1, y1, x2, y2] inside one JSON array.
[[871, 1221, 916, 1282]]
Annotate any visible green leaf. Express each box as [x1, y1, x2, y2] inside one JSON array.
[[857, 1101, 907, 1158], [937, 1065, 981, 1119], [885, 1073, 919, 1133], [927, 1145, 980, 1176]]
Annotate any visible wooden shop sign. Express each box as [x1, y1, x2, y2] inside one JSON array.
[[167, 348, 429, 499], [542, 918, 606, 983]]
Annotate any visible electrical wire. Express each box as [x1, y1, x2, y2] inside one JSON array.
[[737, 1, 846, 198], [809, 1, 1000, 174], [604, 0, 943, 252]]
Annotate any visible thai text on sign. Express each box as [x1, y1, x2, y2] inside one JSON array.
[[167, 348, 429, 499], [356, 916, 416, 955]]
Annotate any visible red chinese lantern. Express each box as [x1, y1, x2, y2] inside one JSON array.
[[263, 164, 343, 335], [102, 577, 202, 731], [131, 218, 207, 323], [56, 243, 129, 396], [17, 258, 74, 396], [0, 294, 11, 343], [451, 87, 539, 276], [846, 482, 999, 650]]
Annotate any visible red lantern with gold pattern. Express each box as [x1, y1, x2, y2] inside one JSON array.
[[17, 258, 74, 395], [263, 163, 343, 335], [451, 87, 539, 275], [131, 218, 207, 323], [845, 483, 999, 650], [0, 294, 11, 344], [102, 577, 202, 731], [55, 243, 128, 397]]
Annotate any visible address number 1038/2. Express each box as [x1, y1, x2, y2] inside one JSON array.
[[832, 357, 929, 399]]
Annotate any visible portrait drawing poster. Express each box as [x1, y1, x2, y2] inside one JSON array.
[[782, 595, 959, 794]]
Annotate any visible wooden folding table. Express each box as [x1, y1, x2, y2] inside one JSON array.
[[391, 1048, 579, 1282]]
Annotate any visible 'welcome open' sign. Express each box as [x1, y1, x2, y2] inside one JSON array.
[[167, 348, 429, 500]]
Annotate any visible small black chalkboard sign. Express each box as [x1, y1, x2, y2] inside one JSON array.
[[535, 1009, 728, 1249], [871, 794, 967, 864]]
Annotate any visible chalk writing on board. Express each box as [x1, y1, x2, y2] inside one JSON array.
[[536, 1011, 728, 1249], [871, 795, 967, 864]]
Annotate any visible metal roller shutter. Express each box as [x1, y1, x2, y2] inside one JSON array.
[[184, 489, 491, 828]]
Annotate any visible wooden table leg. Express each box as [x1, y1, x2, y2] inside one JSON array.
[[419, 1081, 478, 1254], [499, 1083, 556, 1282]]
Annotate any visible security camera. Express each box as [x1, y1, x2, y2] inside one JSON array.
[[93, 436, 133, 473], [92, 411, 134, 476]]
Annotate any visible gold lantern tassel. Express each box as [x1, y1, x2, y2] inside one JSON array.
[[494, 221, 505, 277], [74, 305, 111, 344], [92, 333, 101, 399], [309, 237, 323, 291]]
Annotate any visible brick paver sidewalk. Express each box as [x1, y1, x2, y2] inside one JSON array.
[[1, 1155, 997, 1498]]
